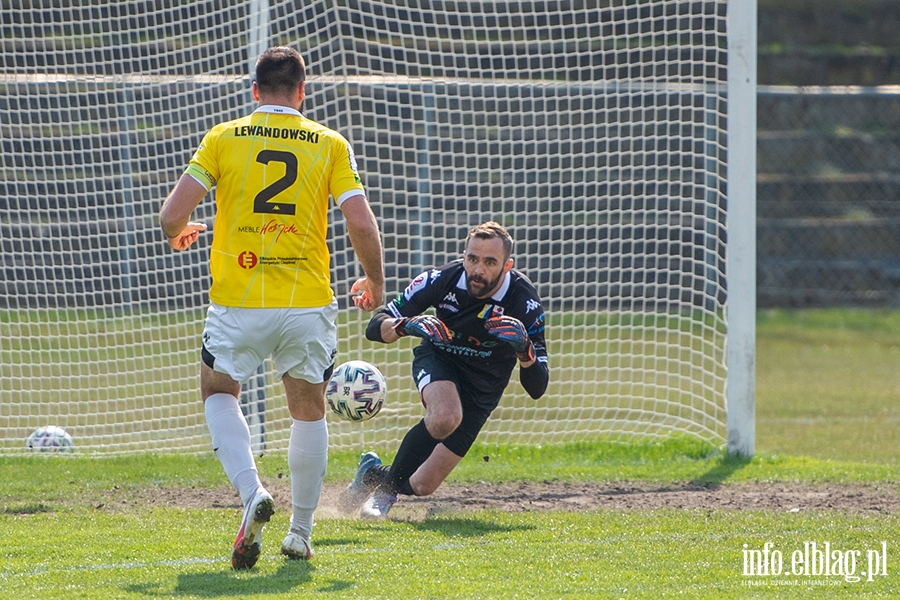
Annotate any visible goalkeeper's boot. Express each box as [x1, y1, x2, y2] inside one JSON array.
[[337, 451, 384, 513], [231, 488, 275, 570], [359, 486, 398, 520], [280, 532, 314, 560]]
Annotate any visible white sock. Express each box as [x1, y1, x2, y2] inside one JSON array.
[[287, 417, 328, 539], [205, 393, 262, 506]]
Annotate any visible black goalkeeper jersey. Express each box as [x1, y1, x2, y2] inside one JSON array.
[[384, 259, 548, 392]]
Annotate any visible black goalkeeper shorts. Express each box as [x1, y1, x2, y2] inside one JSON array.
[[410, 343, 504, 457]]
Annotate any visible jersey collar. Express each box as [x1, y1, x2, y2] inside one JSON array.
[[253, 105, 303, 117], [455, 270, 512, 301]]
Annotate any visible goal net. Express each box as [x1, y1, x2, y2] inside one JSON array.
[[0, 0, 739, 454]]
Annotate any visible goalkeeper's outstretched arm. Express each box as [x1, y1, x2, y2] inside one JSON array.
[[366, 308, 452, 345], [519, 353, 549, 400], [365, 308, 398, 343]]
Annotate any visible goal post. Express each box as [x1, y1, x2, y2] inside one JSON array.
[[725, 0, 757, 457], [0, 0, 754, 456]]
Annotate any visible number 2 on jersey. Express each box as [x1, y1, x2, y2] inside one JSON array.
[[254, 150, 298, 215]]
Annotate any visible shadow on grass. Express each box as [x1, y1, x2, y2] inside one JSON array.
[[691, 453, 753, 486], [126, 559, 321, 597], [3, 502, 53, 515], [410, 516, 535, 537]]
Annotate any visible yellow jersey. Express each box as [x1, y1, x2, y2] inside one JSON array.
[[184, 105, 365, 308]]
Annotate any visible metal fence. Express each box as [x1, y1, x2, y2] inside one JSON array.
[[758, 86, 900, 308]]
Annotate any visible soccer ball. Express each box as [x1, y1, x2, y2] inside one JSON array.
[[26, 426, 74, 452], [326, 360, 387, 422]]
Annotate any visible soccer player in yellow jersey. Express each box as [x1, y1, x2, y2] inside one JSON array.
[[159, 46, 384, 569]]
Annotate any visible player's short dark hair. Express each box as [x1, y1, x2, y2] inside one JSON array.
[[255, 47, 306, 97], [465, 221, 513, 260]]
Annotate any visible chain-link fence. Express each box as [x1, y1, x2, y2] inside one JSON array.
[[758, 86, 900, 308]]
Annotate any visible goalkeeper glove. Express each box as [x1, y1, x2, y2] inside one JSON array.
[[485, 316, 535, 362], [392, 315, 453, 344]]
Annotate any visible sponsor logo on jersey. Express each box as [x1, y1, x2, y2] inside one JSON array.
[[438, 290, 459, 313], [404, 272, 428, 300], [238, 251, 258, 269], [238, 251, 305, 269], [429, 268, 442, 282], [477, 305, 505, 319], [237, 220, 303, 242], [261, 219, 303, 243], [258, 256, 304, 266], [525, 299, 541, 313]]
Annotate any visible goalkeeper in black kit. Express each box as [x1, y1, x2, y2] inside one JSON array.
[[338, 221, 550, 518]]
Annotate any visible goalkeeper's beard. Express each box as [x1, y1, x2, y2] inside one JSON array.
[[466, 272, 502, 299]]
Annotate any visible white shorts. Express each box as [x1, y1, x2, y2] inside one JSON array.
[[202, 300, 338, 384]]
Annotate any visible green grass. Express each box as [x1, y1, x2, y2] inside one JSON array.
[[4, 506, 897, 599], [2, 438, 899, 599], [757, 308, 900, 464], [0, 438, 896, 501]]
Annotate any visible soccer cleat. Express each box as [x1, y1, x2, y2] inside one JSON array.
[[231, 488, 275, 570], [280, 532, 315, 560], [336, 451, 383, 514], [359, 487, 398, 520]]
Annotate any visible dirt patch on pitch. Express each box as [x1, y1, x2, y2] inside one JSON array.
[[98, 480, 900, 518]]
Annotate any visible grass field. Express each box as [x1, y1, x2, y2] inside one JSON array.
[[2, 309, 900, 598], [757, 308, 900, 464], [1, 442, 898, 599]]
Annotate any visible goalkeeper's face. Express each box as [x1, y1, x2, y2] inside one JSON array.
[[463, 237, 513, 299]]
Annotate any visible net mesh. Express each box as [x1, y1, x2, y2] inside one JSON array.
[[0, 0, 729, 454]]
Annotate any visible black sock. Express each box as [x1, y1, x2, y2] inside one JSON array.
[[386, 419, 439, 495]]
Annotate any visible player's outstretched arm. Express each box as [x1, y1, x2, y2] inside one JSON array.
[[365, 310, 452, 345], [519, 355, 549, 399], [159, 175, 209, 250], [340, 195, 384, 311], [366, 308, 398, 343]]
